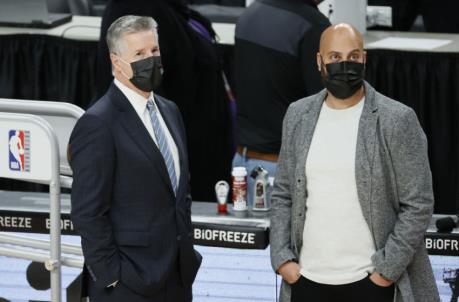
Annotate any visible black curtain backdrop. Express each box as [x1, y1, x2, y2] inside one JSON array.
[[0, 34, 97, 193], [0, 34, 458, 213], [366, 49, 459, 214], [0, 34, 97, 109]]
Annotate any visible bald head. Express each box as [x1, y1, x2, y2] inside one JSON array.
[[320, 23, 363, 52], [317, 23, 366, 71]]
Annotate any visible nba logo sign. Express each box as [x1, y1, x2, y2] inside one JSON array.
[[8, 130, 31, 172]]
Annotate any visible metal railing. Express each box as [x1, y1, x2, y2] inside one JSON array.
[[0, 233, 83, 256], [0, 104, 84, 301], [0, 98, 84, 182], [0, 112, 64, 301]]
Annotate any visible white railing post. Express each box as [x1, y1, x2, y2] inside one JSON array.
[[0, 112, 62, 302]]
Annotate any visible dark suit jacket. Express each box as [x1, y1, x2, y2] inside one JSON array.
[[69, 83, 202, 298]]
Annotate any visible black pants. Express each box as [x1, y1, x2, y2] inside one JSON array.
[[291, 275, 395, 302], [87, 263, 192, 302]]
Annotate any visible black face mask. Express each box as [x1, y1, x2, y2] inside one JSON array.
[[122, 56, 163, 92], [320, 60, 365, 99]]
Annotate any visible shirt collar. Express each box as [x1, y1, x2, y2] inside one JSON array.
[[114, 78, 155, 116]]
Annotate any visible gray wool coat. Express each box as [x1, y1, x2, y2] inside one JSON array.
[[270, 82, 440, 302]]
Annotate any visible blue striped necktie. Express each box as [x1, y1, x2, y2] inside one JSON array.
[[146, 99, 177, 194]]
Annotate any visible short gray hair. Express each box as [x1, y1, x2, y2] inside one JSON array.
[[106, 15, 158, 54]]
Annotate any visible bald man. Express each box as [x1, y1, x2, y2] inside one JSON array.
[[270, 24, 439, 302]]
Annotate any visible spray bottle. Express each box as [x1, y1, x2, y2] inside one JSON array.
[[250, 166, 270, 211]]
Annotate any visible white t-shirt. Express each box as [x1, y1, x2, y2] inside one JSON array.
[[299, 97, 376, 285]]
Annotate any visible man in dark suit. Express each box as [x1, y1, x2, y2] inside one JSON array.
[[96, 0, 234, 203], [69, 15, 201, 302]]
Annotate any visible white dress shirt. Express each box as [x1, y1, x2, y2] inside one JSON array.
[[114, 79, 181, 182]]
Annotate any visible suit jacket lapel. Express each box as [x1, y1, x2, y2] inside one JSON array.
[[109, 84, 175, 197], [292, 90, 325, 246], [291, 85, 379, 247], [355, 82, 379, 227], [295, 90, 326, 186]]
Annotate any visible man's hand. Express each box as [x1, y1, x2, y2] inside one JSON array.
[[369, 272, 394, 287], [277, 261, 301, 284]]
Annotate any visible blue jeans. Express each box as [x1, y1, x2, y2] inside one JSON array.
[[232, 152, 277, 208]]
